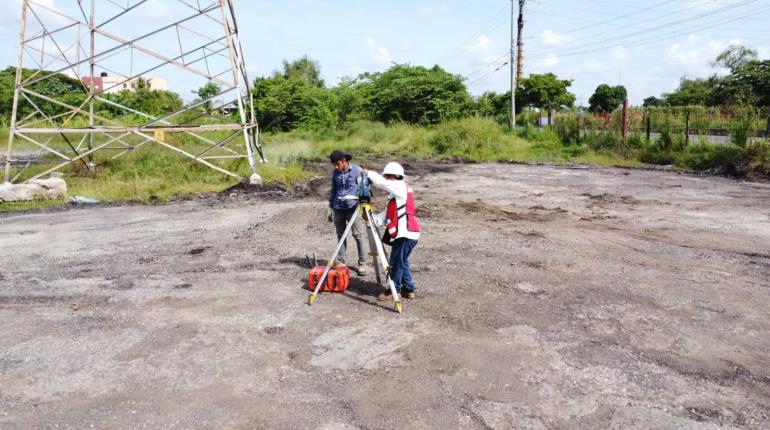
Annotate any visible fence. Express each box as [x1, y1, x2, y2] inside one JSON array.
[[542, 105, 770, 147]]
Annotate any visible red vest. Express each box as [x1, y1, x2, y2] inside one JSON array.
[[386, 183, 420, 239]]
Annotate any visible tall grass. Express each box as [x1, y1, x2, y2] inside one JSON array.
[[3, 116, 768, 213], [1, 142, 314, 212], [262, 117, 559, 164]]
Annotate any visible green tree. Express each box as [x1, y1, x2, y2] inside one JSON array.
[[643, 96, 663, 107], [663, 77, 717, 106], [473, 91, 511, 123], [193, 81, 222, 113], [0, 67, 87, 122], [275, 55, 325, 88], [359, 64, 473, 125], [330, 77, 368, 125], [733, 60, 770, 109], [253, 75, 334, 131], [518, 73, 576, 110], [713, 45, 758, 73], [112, 87, 183, 117], [588, 84, 627, 113]]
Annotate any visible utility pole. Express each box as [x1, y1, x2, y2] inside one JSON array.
[[516, 0, 525, 86], [510, 0, 525, 129]]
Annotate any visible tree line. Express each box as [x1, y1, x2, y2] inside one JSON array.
[[1, 45, 767, 132], [643, 45, 769, 111]]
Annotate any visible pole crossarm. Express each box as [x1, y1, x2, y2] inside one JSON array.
[[3, 0, 264, 184]]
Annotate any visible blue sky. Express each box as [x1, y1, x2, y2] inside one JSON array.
[[1, 0, 769, 105]]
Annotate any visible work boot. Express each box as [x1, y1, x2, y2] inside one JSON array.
[[377, 290, 395, 301], [402, 291, 416, 299], [356, 264, 368, 276]]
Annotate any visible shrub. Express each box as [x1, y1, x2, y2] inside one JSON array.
[[729, 107, 756, 147], [627, 132, 645, 149], [554, 115, 580, 145], [427, 117, 503, 158], [640, 141, 676, 165], [676, 143, 744, 170]]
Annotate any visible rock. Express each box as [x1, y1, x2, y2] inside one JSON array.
[[0, 177, 67, 202], [70, 196, 100, 204], [514, 282, 545, 295], [249, 173, 263, 185]]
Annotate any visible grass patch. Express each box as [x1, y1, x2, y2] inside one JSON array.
[[0, 198, 68, 213], [3, 118, 766, 213], [1, 144, 314, 212], [572, 151, 641, 167]]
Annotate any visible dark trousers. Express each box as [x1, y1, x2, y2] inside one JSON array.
[[389, 238, 417, 292]]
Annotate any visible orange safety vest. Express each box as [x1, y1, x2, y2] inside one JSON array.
[[385, 183, 420, 239]]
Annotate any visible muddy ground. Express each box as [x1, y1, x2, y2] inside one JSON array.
[[1, 163, 769, 429]]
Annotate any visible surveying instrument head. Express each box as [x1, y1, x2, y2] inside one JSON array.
[[357, 173, 372, 204]]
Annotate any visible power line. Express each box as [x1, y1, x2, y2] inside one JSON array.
[[525, 8, 770, 41], [532, 0, 759, 53], [464, 51, 510, 79], [527, 4, 770, 63], [528, 0, 761, 59], [434, 2, 511, 64], [537, 0, 680, 36]]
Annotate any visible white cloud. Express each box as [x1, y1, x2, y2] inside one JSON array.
[[665, 34, 741, 70], [467, 35, 493, 56], [537, 53, 559, 67], [583, 60, 608, 73], [612, 46, 629, 61], [667, 34, 701, 62], [140, 0, 171, 20], [542, 29, 574, 47], [0, 0, 75, 42], [465, 35, 507, 72], [0, 2, 20, 34], [418, 2, 449, 13], [11, 0, 72, 30], [366, 36, 392, 66], [683, 0, 723, 10]]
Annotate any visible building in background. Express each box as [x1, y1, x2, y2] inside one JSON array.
[[79, 72, 168, 95]]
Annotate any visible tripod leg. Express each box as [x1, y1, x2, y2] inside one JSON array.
[[308, 207, 361, 305], [365, 213, 383, 286], [363, 208, 402, 313]]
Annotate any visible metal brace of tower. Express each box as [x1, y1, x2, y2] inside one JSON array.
[[3, 0, 264, 184]]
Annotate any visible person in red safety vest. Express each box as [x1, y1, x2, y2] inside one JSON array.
[[363, 162, 421, 301]]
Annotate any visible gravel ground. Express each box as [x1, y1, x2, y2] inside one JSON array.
[[1, 162, 769, 429]]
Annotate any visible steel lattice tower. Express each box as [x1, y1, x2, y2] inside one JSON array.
[[3, 0, 264, 184]]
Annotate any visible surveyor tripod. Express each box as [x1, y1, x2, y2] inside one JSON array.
[[307, 202, 403, 313]]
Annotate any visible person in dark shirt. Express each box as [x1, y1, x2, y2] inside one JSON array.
[[328, 150, 368, 275]]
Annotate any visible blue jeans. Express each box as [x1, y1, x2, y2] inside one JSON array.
[[389, 238, 417, 292]]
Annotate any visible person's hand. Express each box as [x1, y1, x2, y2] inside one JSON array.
[[326, 207, 333, 222]]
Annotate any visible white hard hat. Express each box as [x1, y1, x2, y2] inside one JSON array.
[[381, 162, 405, 177]]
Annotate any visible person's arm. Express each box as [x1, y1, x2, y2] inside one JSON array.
[[366, 170, 406, 199], [376, 208, 387, 226], [328, 171, 336, 209], [327, 172, 336, 221]]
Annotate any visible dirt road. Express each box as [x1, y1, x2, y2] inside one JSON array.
[[1, 163, 769, 429]]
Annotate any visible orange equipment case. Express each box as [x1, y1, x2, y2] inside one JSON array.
[[308, 265, 350, 293]]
